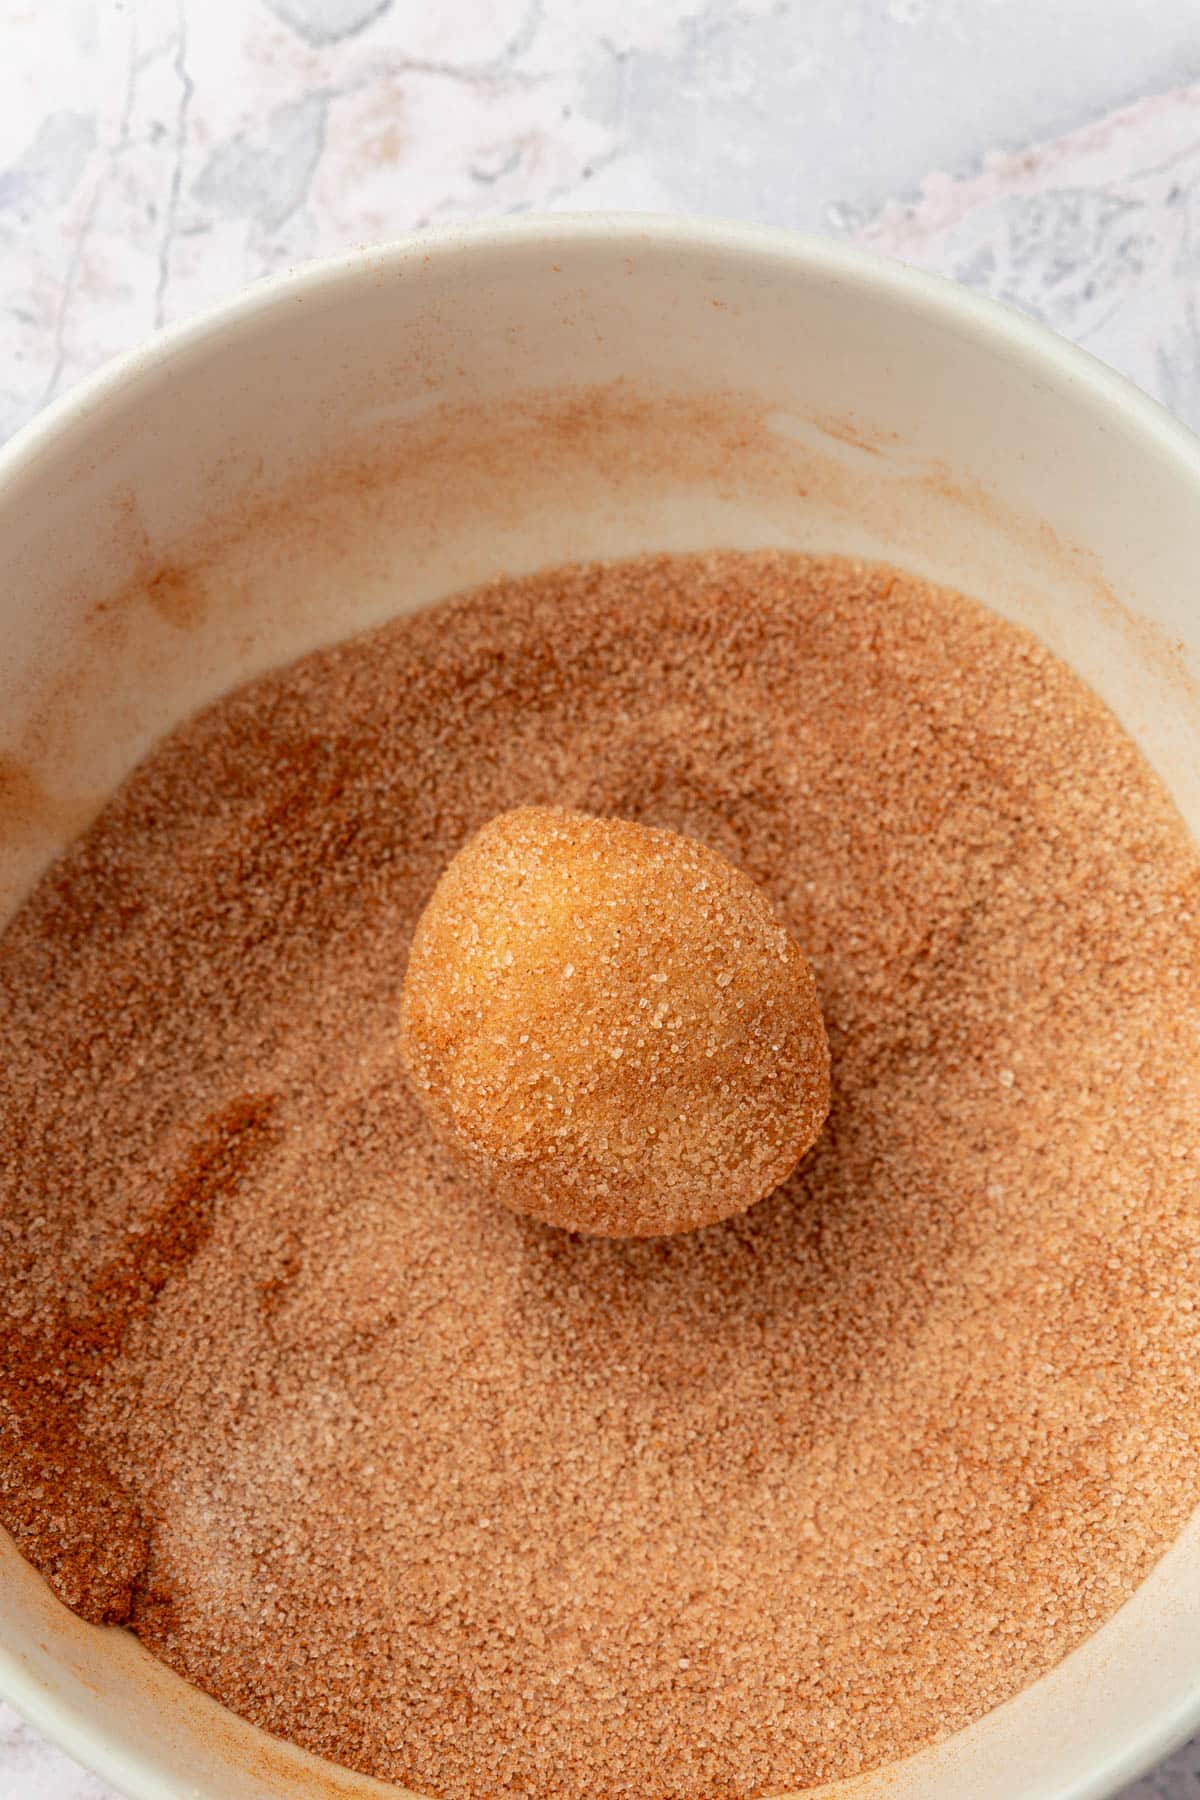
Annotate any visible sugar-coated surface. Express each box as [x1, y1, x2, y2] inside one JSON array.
[[1, 552, 1199, 1800], [400, 805, 830, 1236]]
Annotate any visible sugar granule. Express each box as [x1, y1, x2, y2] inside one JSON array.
[[1, 551, 1199, 1800]]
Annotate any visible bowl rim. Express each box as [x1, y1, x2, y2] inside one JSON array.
[[4, 208, 1200, 503], [1, 209, 1199, 1800]]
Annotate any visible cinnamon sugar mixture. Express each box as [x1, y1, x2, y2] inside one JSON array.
[[2, 551, 1199, 1799]]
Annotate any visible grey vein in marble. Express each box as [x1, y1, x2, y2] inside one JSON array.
[[265, 0, 394, 50], [193, 92, 329, 232]]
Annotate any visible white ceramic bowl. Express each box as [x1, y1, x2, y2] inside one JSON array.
[[1, 215, 1198, 1800]]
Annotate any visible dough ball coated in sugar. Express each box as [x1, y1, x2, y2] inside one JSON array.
[[399, 806, 830, 1236]]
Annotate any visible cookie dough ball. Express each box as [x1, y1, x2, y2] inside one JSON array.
[[399, 807, 830, 1237]]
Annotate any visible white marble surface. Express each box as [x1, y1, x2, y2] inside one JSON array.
[[1, 0, 1199, 1794]]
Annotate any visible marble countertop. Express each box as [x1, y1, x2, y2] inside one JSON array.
[[1, 0, 1198, 1794]]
